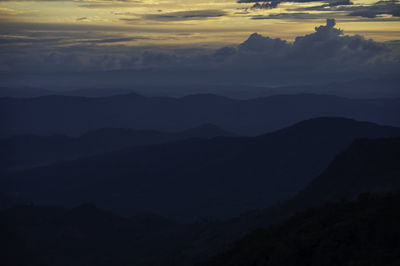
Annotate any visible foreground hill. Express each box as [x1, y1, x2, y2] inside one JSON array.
[[1, 204, 191, 266], [1, 93, 399, 137], [0, 124, 233, 173], [201, 192, 400, 266], [171, 137, 400, 265], [2, 118, 400, 220]]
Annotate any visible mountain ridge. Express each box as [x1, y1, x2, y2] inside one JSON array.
[[1, 93, 399, 137], [0, 124, 234, 173], [3, 117, 400, 221]]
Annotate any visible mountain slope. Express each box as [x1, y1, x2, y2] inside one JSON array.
[[170, 137, 400, 265], [3, 118, 400, 221], [1, 93, 399, 137], [201, 192, 400, 266], [2, 137, 400, 266], [0, 124, 234, 173], [0, 204, 190, 266]]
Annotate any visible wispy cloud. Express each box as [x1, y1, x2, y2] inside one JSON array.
[[0, 7, 23, 15], [120, 10, 228, 22]]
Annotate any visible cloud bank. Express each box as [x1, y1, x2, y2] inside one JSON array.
[[0, 19, 399, 90]]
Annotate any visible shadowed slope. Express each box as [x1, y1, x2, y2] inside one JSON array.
[[0, 124, 234, 173], [201, 192, 400, 266], [2, 137, 400, 266], [2, 118, 400, 221], [175, 137, 400, 265]]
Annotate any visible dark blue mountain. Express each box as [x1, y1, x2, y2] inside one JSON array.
[[2, 117, 400, 221], [1, 93, 399, 137], [0, 124, 233, 173]]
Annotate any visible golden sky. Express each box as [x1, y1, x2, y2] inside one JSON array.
[[0, 0, 400, 48]]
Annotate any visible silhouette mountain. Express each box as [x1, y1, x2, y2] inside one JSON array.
[[0, 204, 189, 266], [2, 137, 400, 266], [201, 192, 400, 266], [0, 124, 234, 173], [2, 118, 400, 220], [1, 93, 399, 137]]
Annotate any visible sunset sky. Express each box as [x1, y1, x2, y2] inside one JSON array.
[[0, 0, 399, 94], [1, 0, 399, 46]]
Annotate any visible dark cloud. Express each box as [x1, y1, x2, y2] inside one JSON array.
[[201, 18, 391, 77], [348, 0, 400, 18], [142, 10, 227, 21], [118, 9, 228, 23], [238, 33, 288, 54], [0, 0, 139, 2], [294, 0, 400, 19], [0, 35, 143, 45], [79, 1, 143, 9], [0, 0, 143, 9], [251, 12, 325, 20], [82, 37, 145, 44], [290, 18, 385, 69], [0, 37, 65, 45], [238, 0, 352, 9]]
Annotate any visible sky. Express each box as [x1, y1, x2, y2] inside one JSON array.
[[0, 0, 400, 96]]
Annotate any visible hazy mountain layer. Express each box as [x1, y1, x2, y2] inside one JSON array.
[[1, 93, 399, 137]]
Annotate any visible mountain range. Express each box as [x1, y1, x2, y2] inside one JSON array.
[[1, 93, 399, 137], [2, 117, 400, 221]]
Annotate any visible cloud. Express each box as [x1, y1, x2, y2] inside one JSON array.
[[188, 18, 392, 81], [78, 1, 142, 9], [239, 0, 400, 22], [0, 0, 143, 8], [0, 35, 143, 45], [289, 18, 385, 69], [81, 37, 146, 43], [0, 0, 138, 2], [0, 7, 22, 15], [347, 0, 400, 18], [138, 10, 227, 21], [76, 17, 88, 21], [250, 12, 327, 20], [238, 33, 288, 54], [238, 0, 352, 9], [293, 0, 400, 19]]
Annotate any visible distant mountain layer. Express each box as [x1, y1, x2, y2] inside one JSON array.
[[0, 124, 234, 173], [1, 93, 399, 136], [201, 192, 400, 266], [0, 87, 137, 98], [2, 137, 400, 266], [3, 118, 400, 221]]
